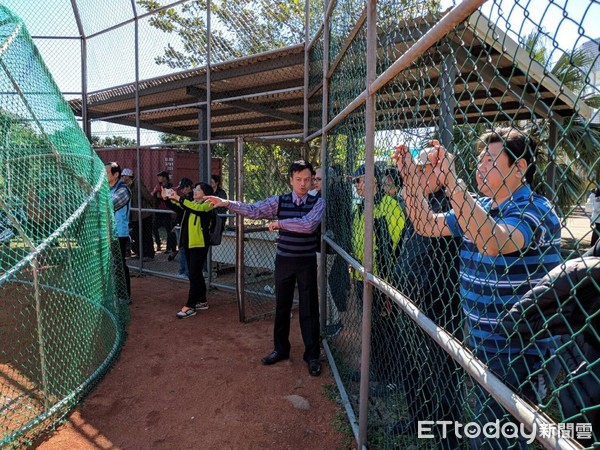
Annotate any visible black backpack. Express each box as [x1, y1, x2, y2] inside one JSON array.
[[208, 212, 225, 245]]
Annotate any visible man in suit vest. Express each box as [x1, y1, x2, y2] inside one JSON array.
[[205, 160, 325, 376]]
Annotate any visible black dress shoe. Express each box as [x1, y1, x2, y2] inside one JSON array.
[[308, 359, 321, 376], [261, 350, 289, 365]]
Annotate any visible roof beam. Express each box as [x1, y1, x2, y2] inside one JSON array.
[[86, 50, 304, 107], [187, 85, 304, 124], [454, 45, 565, 125]]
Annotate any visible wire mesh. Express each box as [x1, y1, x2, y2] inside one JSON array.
[[239, 139, 303, 322], [1, 0, 598, 447], [316, 0, 600, 448], [0, 6, 129, 446]]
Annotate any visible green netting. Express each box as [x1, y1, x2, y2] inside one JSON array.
[[310, 0, 600, 448], [0, 6, 129, 447]]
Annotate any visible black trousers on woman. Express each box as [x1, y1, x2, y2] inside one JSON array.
[[185, 246, 209, 308]]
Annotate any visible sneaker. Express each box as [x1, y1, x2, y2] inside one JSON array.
[[195, 302, 209, 310], [176, 307, 196, 319]]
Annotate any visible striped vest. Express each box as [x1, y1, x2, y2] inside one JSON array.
[[276, 193, 319, 257]]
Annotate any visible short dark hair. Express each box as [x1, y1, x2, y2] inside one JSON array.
[[104, 162, 122, 177], [211, 174, 221, 185], [195, 182, 214, 196], [288, 160, 314, 178], [479, 128, 537, 184]]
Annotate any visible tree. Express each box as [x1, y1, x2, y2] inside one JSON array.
[[136, 0, 304, 69], [90, 135, 136, 147], [521, 31, 600, 213]]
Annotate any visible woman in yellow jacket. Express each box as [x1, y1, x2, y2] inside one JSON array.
[[164, 182, 215, 319]]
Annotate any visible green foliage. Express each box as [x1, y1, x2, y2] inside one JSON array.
[[518, 31, 600, 211], [90, 135, 136, 147], [136, 0, 304, 69], [159, 133, 192, 144], [242, 141, 302, 202]]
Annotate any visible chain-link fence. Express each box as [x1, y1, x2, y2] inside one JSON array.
[[93, 143, 235, 289], [309, 0, 599, 449], [0, 6, 129, 447], [3, 0, 599, 447]]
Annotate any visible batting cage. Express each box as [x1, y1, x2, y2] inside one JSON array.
[[0, 5, 129, 447]]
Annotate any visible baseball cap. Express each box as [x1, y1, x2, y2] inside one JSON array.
[[350, 164, 381, 179], [122, 168, 134, 177], [175, 177, 193, 189], [157, 170, 170, 178]]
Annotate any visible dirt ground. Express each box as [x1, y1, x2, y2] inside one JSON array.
[[34, 275, 349, 450]]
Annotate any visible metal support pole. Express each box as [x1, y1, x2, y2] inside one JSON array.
[[546, 121, 559, 203], [235, 137, 246, 322], [227, 141, 235, 227], [71, 0, 89, 140], [318, 0, 330, 335], [198, 106, 209, 180], [206, 0, 213, 286], [438, 42, 457, 152], [314, 0, 488, 140], [358, 0, 377, 447], [130, 0, 143, 274]]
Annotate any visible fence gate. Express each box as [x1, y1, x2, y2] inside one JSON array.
[[237, 138, 303, 322]]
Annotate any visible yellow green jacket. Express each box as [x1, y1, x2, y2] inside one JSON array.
[[171, 198, 214, 249], [352, 194, 405, 279]]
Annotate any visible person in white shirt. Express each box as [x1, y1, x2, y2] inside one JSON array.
[[585, 187, 600, 246]]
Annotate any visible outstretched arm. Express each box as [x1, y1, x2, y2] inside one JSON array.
[[204, 195, 279, 219]]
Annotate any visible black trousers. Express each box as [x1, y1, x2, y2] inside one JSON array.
[[273, 254, 320, 361], [185, 246, 209, 309], [118, 236, 131, 298], [153, 212, 176, 252], [130, 215, 155, 258], [355, 280, 400, 382], [591, 222, 600, 247]]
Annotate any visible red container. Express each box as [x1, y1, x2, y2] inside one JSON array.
[[96, 147, 222, 192]]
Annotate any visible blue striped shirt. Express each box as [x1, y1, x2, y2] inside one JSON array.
[[226, 193, 325, 234], [445, 185, 562, 356]]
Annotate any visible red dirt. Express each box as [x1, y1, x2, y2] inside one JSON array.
[[34, 275, 349, 450]]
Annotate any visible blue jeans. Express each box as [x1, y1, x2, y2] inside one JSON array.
[[174, 226, 188, 277], [470, 350, 558, 450], [178, 246, 188, 277]]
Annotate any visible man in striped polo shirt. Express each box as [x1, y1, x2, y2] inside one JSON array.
[[394, 128, 561, 449], [205, 160, 325, 377]]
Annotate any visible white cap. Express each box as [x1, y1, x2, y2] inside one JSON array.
[[122, 168, 134, 177]]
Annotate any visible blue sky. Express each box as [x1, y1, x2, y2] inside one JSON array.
[[5, 0, 596, 93], [1, 0, 598, 143]]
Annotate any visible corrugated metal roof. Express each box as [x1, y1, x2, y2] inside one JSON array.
[[70, 12, 593, 140]]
